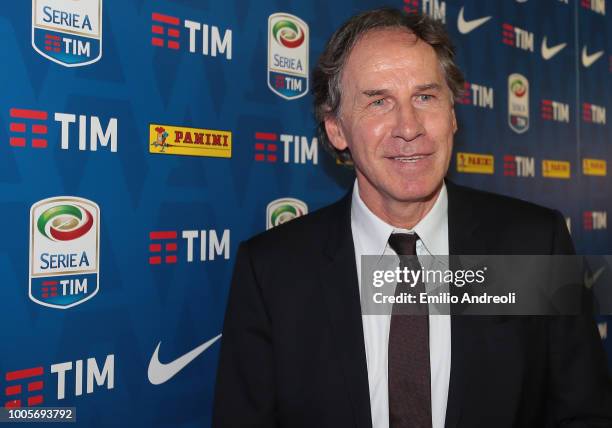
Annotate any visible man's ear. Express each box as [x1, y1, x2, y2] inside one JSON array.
[[324, 114, 349, 151], [451, 107, 458, 134]]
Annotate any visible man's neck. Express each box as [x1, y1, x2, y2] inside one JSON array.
[[356, 177, 442, 230]]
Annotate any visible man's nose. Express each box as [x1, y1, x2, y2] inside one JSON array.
[[391, 103, 425, 142]]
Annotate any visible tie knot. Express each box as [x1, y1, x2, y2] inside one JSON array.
[[388, 233, 419, 256]]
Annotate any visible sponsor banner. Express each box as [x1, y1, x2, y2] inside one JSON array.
[[149, 124, 231, 158], [32, 0, 102, 67], [542, 159, 571, 179], [456, 152, 494, 174], [583, 158, 607, 176], [267, 13, 309, 100], [29, 197, 100, 309]]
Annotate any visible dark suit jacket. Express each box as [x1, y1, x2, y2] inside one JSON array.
[[213, 180, 612, 427]]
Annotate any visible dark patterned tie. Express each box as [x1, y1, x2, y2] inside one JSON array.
[[387, 233, 432, 428]]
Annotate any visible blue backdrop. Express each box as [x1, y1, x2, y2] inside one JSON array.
[[0, 0, 609, 426]]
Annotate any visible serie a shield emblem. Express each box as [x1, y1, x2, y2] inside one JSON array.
[[32, 0, 103, 67], [267, 13, 309, 100], [29, 197, 100, 309]]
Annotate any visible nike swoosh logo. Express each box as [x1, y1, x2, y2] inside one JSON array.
[[148, 334, 222, 385], [584, 266, 605, 290], [582, 46, 604, 68], [457, 7, 491, 34], [541, 37, 567, 60]]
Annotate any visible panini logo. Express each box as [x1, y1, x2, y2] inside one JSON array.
[[268, 13, 309, 100], [583, 158, 607, 176], [32, 0, 102, 67], [456, 152, 494, 174], [149, 124, 231, 158], [542, 160, 571, 179], [29, 197, 100, 309]]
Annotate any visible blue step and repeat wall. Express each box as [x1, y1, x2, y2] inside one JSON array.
[[0, 0, 610, 426]]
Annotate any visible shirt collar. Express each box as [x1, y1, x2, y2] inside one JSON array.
[[351, 179, 448, 255]]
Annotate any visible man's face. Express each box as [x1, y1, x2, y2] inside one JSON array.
[[325, 28, 457, 206]]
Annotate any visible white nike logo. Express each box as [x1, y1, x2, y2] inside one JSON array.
[[541, 37, 567, 60], [457, 7, 491, 34], [584, 266, 605, 290], [148, 334, 222, 385], [582, 46, 604, 68]]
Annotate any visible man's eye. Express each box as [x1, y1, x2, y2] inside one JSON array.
[[418, 94, 434, 102], [371, 98, 385, 106]]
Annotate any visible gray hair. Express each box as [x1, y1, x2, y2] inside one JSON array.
[[312, 8, 465, 164]]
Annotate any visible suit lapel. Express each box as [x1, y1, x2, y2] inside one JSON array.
[[445, 180, 486, 428], [320, 193, 373, 428]]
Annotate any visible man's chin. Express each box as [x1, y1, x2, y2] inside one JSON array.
[[388, 181, 443, 204]]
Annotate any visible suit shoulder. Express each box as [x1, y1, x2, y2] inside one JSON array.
[[450, 182, 560, 223]]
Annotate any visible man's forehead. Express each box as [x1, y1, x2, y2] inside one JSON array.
[[343, 29, 445, 89], [347, 29, 439, 69]]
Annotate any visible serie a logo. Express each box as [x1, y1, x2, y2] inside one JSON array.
[[267, 13, 309, 100], [29, 197, 100, 309], [266, 198, 308, 230], [31, 0, 102, 67], [508, 73, 529, 134]]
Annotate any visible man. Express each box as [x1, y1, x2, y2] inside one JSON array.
[[213, 8, 612, 428]]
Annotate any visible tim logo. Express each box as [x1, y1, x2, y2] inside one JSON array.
[[266, 198, 308, 230], [582, 103, 606, 125], [502, 23, 534, 52], [8, 108, 48, 149], [268, 13, 309, 100], [541, 100, 570, 123], [254, 131, 318, 165], [32, 0, 102, 67], [150, 12, 232, 59], [403, 0, 446, 23], [583, 211, 607, 231], [148, 229, 230, 264], [4, 355, 114, 408], [503, 155, 534, 177], [29, 197, 100, 309], [456, 82, 494, 109], [508, 74, 529, 134], [8, 107, 118, 152], [581, 0, 606, 15]]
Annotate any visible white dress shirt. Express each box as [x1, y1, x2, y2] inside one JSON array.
[[351, 180, 451, 428]]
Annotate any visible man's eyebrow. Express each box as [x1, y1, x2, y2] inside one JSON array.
[[361, 83, 443, 97], [362, 89, 390, 97], [415, 83, 442, 92]]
